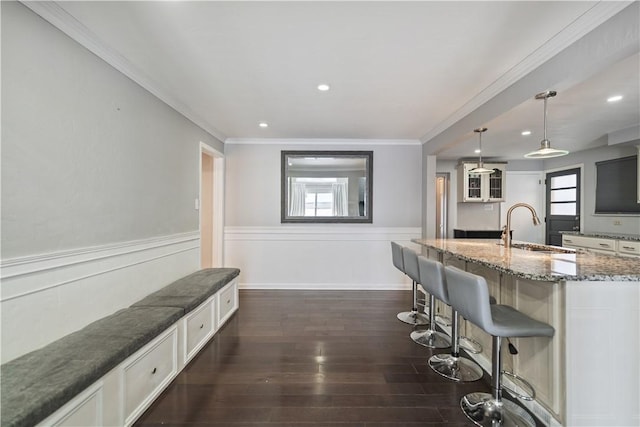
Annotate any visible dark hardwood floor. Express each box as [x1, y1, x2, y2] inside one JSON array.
[[135, 290, 501, 426]]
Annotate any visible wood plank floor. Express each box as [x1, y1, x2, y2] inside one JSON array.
[[135, 290, 532, 426]]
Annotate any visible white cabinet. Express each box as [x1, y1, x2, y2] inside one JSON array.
[[562, 234, 639, 257], [618, 240, 640, 257], [183, 295, 216, 365], [457, 162, 507, 202], [34, 277, 239, 427], [562, 235, 615, 254], [217, 281, 239, 327], [37, 383, 103, 426], [123, 326, 178, 426]]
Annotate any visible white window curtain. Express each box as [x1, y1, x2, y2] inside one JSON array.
[[332, 182, 348, 216], [289, 182, 306, 216]]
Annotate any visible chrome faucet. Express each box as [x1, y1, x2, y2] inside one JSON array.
[[502, 203, 541, 247]]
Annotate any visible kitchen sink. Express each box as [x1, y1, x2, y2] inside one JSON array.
[[509, 242, 575, 254]]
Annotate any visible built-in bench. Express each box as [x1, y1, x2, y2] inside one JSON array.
[[1, 267, 240, 427]]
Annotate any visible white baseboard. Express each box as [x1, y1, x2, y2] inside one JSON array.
[[238, 282, 410, 290]]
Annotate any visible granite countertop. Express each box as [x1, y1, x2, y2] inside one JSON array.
[[412, 238, 640, 282], [560, 231, 640, 242]]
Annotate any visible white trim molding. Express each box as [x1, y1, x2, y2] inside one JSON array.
[[237, 282, 408, 291], [1, 231, 200, 301], [21, 1, 226, 142], [1, 232, 200, 363], [224, 138, 421, 146], [224, 226, 421, 241]]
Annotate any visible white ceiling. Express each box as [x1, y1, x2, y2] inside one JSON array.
[[39, 1, 640, 160]]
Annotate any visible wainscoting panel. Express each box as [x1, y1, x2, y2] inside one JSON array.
[[224, 226, 421, 290], [0, 232, 200, 363]]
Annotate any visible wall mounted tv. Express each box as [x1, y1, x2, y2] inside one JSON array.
[[595, 155, 639, 214]]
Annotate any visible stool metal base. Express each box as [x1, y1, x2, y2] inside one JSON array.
[[397, 310, 429, 326], [410, 329, 450, 349], [428, 354, 483, 382], [460, 392, 536, 427]]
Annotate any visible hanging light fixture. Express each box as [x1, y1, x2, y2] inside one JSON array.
[[469, 127, 494, 174], [524, 90, 569, 159]]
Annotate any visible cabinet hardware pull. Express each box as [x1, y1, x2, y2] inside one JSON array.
[[200, 324, 204, 329], [151, 368, 157, 374], [227, 299, 231, 304], [622, 246, 635, 250], [599, 243, 610, 247]]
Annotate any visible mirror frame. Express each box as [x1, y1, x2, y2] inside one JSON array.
[[281, 150, 373, 223]]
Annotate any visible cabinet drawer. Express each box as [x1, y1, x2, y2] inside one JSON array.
[[217, 281, 238, 326], [617, 240, 640, 257], [184, 297, 215, 364], [562, 235, 616, 252], [123, 327, 177, 425]]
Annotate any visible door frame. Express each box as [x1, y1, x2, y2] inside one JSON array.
[[199, 142, 225, 267], [544, 163, 584, 243], [435, 172, 450, 239]]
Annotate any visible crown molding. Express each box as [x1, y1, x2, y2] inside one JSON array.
[[21, 1, 227, 143], [224, 138, 421, 146], [420, 1, 634, 144]]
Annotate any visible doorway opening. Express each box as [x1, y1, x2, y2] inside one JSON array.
[[200, 143, 225, 268], [545, 167, 581, 246], [435, 173, 449, 239]]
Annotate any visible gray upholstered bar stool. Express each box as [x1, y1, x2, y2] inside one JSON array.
[[410, 256, 451, 349], [391, 242, 428, 326], [445, 266, 555, 427], [417, 257, 483, 381]]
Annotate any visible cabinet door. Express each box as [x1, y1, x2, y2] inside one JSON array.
[[123, 327, 178, 426], [503, 276, 563, 422], [458, 163, 506, 202], [618, 240, 640, 257], [37, 383, 103, 426], [466, 170, 484, 201], [486, 165, 505, 201]]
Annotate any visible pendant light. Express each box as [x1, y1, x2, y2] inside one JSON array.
[[524, 90, 569, 159], [469, 127, 494, 174]]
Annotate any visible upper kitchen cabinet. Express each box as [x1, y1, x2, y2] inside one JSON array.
[[457, 162, 507, 203]]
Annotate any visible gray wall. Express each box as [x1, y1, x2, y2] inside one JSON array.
[[1, 2, 224, 258], [225, 142, 422, 227], [544, 142, 640, 235]]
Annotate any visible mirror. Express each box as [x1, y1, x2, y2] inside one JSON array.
[[281, 151, 373, 223]]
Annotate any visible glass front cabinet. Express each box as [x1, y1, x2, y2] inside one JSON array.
[[457, 162, 507, 202]]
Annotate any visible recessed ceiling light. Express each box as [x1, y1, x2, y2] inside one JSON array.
[[607, 95, 623, 103], [317, 84, 330, 91], [258, 122, 269, 128], [521, 130, 532, 136]]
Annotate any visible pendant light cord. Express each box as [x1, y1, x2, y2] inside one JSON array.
[[543, 95, 548, 142], [478, 132, 484, 167]]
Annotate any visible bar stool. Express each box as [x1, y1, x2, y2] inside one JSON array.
[[410, 256, 451, 349], [415, 257, 483, 382], [391, 242, 428, 326], [445, 266, 554, 427]]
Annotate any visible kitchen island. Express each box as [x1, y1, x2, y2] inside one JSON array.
[[411, 238, 639, 427]]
